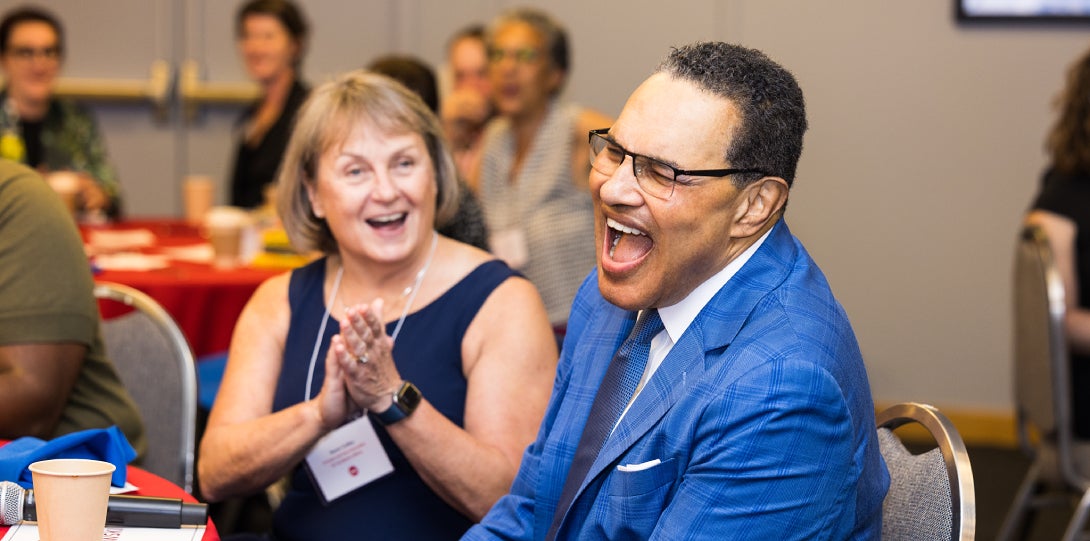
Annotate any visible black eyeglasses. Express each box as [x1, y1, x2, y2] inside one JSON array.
[[588, 128, 765, 200], [488, 47, 540, 65], [7, 46, 60, 62]]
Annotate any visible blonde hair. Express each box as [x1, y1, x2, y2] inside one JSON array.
[[277, 69, 460, 254]]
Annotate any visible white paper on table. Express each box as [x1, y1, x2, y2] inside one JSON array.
[[86, 229, 157, 253], [2, 522, 205, 540], [158, 243, 214, 264], [110, 481, 139, 495], [93, 253, 171, 271]]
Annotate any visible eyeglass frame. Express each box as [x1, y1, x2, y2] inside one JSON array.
[[588, 128, 766, 199], [487, 46, 542, 65], [5, 46, 61, 62]]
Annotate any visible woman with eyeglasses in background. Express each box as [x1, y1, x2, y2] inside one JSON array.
[[0, 5, 122, 219], [477, 7, 611, 343]]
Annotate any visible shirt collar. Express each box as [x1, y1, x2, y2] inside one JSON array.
[[656, 227, 774, 344]]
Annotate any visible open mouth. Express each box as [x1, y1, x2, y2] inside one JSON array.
[[606, 217, 653, 263], [366, 212, 407, 229], [500, 84, 521, 99]]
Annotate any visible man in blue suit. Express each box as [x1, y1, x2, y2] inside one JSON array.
[[464, 42, 889, 540]]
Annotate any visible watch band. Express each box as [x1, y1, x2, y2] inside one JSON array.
[[375, 381, 422, 425]]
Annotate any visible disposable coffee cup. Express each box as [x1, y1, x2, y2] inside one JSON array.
[[28, 458, 115, 541], [183, 175, 215, 224], [204, 206, 252, 268], [45, 171, 80, 217]]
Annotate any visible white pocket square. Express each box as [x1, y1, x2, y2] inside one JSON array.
[[616, 458, 661, 472]]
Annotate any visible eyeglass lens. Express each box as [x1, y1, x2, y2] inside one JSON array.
[[589, 132, 676, 199], [9, 46, 60, 61], [488, 47, 539, 64]]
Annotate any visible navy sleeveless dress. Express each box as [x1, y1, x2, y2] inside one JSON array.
[[270, 257, 518, 540]]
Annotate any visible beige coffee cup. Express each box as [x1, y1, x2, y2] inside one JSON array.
[[183, 175, 215, 224], [28, 458, 115, 541], [204, 206, 252, 268], [45, 171, 80, 217]]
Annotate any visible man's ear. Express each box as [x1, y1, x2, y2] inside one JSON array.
[[732, 176, 789, 237]]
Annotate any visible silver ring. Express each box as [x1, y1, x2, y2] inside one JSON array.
[[356, 353, 369, 365]]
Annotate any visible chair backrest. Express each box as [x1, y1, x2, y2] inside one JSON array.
[[93, 281, 197, 493], [877, 402, 975, 541], [1013, 223, 1082, 485]]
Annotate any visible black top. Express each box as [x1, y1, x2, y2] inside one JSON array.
[[21, 119, 43, 168], [1032, 168, 1090, 437], [230, 79, 309, 208], [439, 180, 490, 251], [271, 257, 518, 540]]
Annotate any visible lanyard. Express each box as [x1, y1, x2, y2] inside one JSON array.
[[303, 232, 438, 401]]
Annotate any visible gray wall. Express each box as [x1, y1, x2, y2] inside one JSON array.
[[7, 0, 1089, 414]]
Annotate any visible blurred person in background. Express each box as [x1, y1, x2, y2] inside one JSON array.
[[199, 71, 556, 540], [1027, 44, 1090, 439], [230, 0, 308, 209], [441, 24, 493, 191], [477, 7, 612, 339], [0, 159, 144, 454], [368, 54, 489, 251], [0, 5, 122, 219]]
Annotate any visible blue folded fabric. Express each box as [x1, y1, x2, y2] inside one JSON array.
[[196, 351, 228, 411], [0, 426, 136, 488]]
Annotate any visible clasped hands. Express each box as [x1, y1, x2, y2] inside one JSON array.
[[441, 88, 491, 148], [313, 298, 402, 430]]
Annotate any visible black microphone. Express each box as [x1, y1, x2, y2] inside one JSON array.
[[0, 480, 207, 528]]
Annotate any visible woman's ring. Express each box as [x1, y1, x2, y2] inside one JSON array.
[[356, 353, 369, 365]]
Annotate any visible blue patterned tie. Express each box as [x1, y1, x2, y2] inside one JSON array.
[[546, 309, 664, 540]]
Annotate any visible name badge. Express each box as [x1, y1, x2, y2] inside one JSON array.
[[304, 415, 393, 504], [491, 228, 529, 269]]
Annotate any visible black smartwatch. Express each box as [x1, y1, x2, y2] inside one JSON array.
[[375, 381, 422, 425]]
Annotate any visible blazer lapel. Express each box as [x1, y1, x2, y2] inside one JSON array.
[[575, 221, 799, 495], [556, 222, 800, 533], [591, 324, 708, 470], [545, 304, 634, 528]]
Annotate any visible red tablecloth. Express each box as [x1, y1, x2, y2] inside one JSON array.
[[0, 443, 219, 540], [85, 219, 284, 358]]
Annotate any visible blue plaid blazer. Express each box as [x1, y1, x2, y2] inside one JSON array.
[[464, 221, 889, 540]]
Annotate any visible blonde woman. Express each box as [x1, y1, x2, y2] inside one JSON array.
[[199, 71, 557, 540]]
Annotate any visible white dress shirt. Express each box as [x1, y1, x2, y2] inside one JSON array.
[[614, 228, 773, 428]]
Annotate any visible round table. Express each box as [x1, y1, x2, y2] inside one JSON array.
[[85, 219, 286, 358], [0, 440, 219, 540]]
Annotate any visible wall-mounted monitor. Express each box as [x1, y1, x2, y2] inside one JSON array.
[[957, 0, 1090, 22]]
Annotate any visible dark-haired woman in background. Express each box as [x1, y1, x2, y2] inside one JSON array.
[[230, 0, 308, 209], [1027, 45, 1090, 438]]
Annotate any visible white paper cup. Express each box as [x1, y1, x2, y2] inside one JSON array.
[[29, 458, 115, 541], [204, 206, 252, 268], [183, 175, 215, 224]]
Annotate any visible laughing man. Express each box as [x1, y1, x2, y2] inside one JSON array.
[[463, 41, 889, 540]]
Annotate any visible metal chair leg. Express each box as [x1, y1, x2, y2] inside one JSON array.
[[1063, 489, 1090, 541], [998, 462, 1043, 541]]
